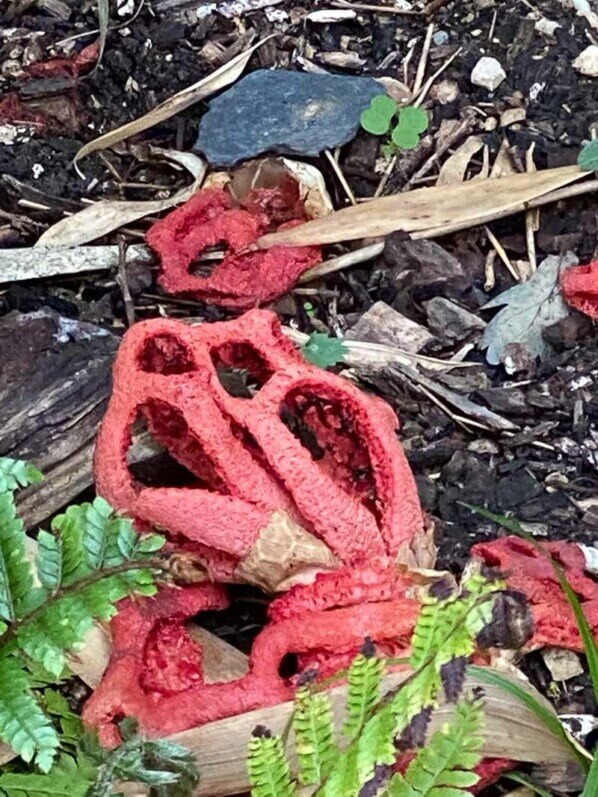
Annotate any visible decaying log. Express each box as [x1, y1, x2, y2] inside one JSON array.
[[0, 309, 119, 528]]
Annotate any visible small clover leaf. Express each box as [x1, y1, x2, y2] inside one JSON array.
[[391, 124, 421, 150], [360, 95, 398, 136], [578, 139, 598, 171], [398, 106, 429, 135]]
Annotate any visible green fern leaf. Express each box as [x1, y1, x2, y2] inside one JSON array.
[[316, 743, 360, 797], [0, 767, 91, 796], [0, 655, 59, 773], [293, 688, 336, 785], [36, 531, 63, 593], [343, 654, 385, 739], [0, 492, 42, 622], [248, 732, 295, 797], [0, 459, 43, 494], [387, 699, 483, 797]]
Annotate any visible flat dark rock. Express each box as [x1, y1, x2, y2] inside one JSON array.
[[194, 69, 385, 166]]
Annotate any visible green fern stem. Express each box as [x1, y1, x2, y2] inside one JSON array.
[[1, 556, 167, 651]]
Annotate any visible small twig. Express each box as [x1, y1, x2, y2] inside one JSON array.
[[331, 0, 421, 14], [117, 237, 136, 327], [299, 241, 384, 283], [413, 47, 463, 107], [374, 155, 398, 198], [525, 143, 539, 273], [412, 22, 435, 97], [485, 226, 520, 281], [484, 249, 497, 292], [324, 149, 357, 205], [488, 8, 498, 40], [403, 117, 474, 191]]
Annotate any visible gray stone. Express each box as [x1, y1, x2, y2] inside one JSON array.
[[346, 300, 435, 353], [194, 69, 385, 166], [424, 297, 486, 341]]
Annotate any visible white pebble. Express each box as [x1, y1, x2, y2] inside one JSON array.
[[573, 45, 598, 77], [32, 163, 44, 180], [471, 56, 506, 92]]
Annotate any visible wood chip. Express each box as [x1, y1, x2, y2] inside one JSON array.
[[345, 301, 435, 353], [0, 244, 153, 284], [437, 135, 484, 185]]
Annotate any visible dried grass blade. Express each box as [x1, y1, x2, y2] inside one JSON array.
[[75, 34, 276, 166], [257, 165, 586, 248]]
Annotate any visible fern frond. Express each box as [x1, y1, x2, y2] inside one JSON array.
[[316, 743, 360, 797], [0, 458, 166, 773], [343, 654, 385, 739], [293, 687, 336, 785], [387, 698, 483, 796], [36, 531, 63, 593], [0, 764, 92, 796], [319, 577, 499, 795], [0, 655, 59, 773], [0, 459, 42, 494], [248, 732, 296, 797], [0, 493, 41, 622]]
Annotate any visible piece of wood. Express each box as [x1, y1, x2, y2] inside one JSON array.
[[345, 301, 435, 354], [0, 309, 119, 528], [256, 165, 586, 248], [167, 668, 583, 796], [0, 244, 153, 284]]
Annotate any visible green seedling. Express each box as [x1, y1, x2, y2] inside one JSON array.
[[361, 95, 429, 154], [360, 95, 398, 136]]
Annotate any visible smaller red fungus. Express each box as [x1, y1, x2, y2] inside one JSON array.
[[561, 260, 598, 320], [146, 187, 322, 309], [473, 536, 598, 651], [83, 584, 419, 744]]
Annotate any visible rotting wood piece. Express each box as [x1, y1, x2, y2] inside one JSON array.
[[0, 309, 119, 528]]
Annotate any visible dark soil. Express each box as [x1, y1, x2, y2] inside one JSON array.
[[1, 0, 597, 785]]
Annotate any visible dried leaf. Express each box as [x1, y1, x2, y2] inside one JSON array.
[[257, 165, 586, 248], [437, 135, 484, 185], [37, 155, 206, 248], [480, 253, 578, 365], [75, 34, 276, 167], [166, 667, 584, 796]]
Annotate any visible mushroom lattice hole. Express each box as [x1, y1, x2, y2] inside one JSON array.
[[211, 342, 274, 398], [127, 402, 229, 494], [188, 244, 228, 277], [280, 388, 382, 523], [137, 333, 195, 375], [278, 652, 300, 680]]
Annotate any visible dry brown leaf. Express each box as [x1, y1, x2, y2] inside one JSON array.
[[491, 137, 517, 178], [257, 164, 586, 248], [36, 156, 206, 247], [74, 34, 276, 167], [437, 135, 484, 185]]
